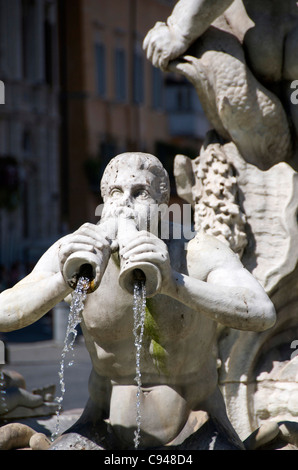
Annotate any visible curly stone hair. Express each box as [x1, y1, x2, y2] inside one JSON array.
[[100, 152, 170, 204]]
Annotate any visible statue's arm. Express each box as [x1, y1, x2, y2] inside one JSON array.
[[0, 239, 72, 332], [165, 235, 276, 332], [0, 222, 112, 332], [167, 0, 234, 43], [143, 0, 234, 70]]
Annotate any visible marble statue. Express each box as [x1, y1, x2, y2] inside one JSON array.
[[143, 0, 298, 170], [0, 368, 57, 419], [144, 0, 298, 449], [0, 153, 276, 450]]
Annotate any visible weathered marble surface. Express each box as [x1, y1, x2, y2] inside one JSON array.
[[1, 0, 298, 451], [0, 153, 275, 450], [143, 0, 298, 170], [144, 0, 298, 449], [174, 135, 298, 446]]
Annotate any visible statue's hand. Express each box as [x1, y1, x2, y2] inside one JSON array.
[[119, 231, 175, 294], [58, 223, 112, 277], [143, 21, 189, 72]]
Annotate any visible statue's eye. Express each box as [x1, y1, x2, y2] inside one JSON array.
[[135, 189, 149, 199], [110, 188, 122, 197]]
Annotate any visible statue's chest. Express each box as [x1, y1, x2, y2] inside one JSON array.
[[82, 286, 196, 345], [81, 252, 196, 343]]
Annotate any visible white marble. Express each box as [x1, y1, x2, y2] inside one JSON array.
[[0, 152, 275, 449]]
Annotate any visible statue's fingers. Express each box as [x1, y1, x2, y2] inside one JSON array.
[[145, 39, 156, 62], [62, 234, 97, 246], [119, 234, 159, 256], [127, 252, 166, 265], [158, 54, 170, 72], [142, 30, 152, 51], [76, 225, 111, 246], [60, 243, 99, 260], [152, 47, 163, 68], [121, 243, 157, 259], [120, 238, 166, 259]]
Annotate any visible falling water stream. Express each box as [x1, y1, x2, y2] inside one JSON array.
[[51, 270, 147, 449], [51, 276, 89, 442], [132, 278, 146, 449]]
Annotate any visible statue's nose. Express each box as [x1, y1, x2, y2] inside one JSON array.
[[119, 191, 133, 207]]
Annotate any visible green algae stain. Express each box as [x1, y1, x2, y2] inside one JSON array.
[[144, 299, 168, 375]]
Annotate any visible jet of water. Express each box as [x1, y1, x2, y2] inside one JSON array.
[[51, 270, 147, 448], [132, 278, 146, 449], [51, 276, 89, 442]]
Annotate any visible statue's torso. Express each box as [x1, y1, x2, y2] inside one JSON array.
[[75, 234, 227, 445], [226, 0, 298, 82], [81, 252, 218, 446], [82, 250, 215, 383], [80, 239, 218, 407]]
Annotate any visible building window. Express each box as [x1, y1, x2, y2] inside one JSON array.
[[152, 66, 164, 110], [133, 51, 144, 104], [95, 42, 106, 97], [22, 0, 37, 81], [44, 3, 54, 86], [115, 48, 126, 102], [165, 77, 197, 112]]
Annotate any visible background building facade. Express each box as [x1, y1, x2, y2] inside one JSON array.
[[0, 0, 209, 285], [60, 0, 209, 230], [0, 0, 61, 286]]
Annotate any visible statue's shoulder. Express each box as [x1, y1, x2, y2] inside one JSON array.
[[186, 231, 241, 276], [187, 230, 231, 252]]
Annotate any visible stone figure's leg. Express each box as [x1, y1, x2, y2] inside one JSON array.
[[199, 386, 245, 450], [49, 370, 120, 450], [154, 386, 244, 450], [49, 397, 120, 450], [168, 415, 244, 450]]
